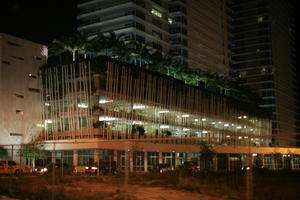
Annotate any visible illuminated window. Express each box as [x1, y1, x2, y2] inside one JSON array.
[[258, 16, 263, 23], [168, 17, 173, 24], [151, 8, 162, 18]]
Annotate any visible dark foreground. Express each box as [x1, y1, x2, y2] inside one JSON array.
[[0, 170, 299, 200]]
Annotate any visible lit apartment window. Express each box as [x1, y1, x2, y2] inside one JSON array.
[[16, 110, 24, 115], [168, 17, 173, 24], [258, 16, 263, 23], [151, 8, 162, 18]]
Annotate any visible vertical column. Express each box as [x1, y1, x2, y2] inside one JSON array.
[[129, 151, 134, 172], [73, 150, 78, 166], [175, 153, 179, 166], [94, 150, 100, 164], [290, 156, 294, 170], [52, 151, 56, 164], [187, 152, 191, 162], [271, 155, 275, 170], [159, 152, 163, 164], [227, 154, 230, 171], [213, 155, 218, 171], [144, 152, 148, 172]]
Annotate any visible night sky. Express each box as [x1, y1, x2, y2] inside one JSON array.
[[0, 0, 299, 54], [1, 0, 77, 45]]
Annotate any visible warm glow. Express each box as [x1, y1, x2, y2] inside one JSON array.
[[99, 99, 113, 104], [159, 110, 169, 114], [133, 105, 145, 109], [45, 119, 52, 124], [224, 124, 229, 127], [99, 116, 115, 121], [183, 128, 190, 131], [202, 130, 208, 133], [201, 118, 206, 121], [78, 104, 88, 108], [182, 114, 190, 118], [160, 125, 169, 129], [45, 102, 50, 106]]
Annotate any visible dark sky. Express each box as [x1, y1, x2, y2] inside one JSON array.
[[0, 0, 77, 45], [0, 0, 299, 50]]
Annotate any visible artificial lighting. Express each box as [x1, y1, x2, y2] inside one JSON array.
[[160, 125, 170, 129], [244, 136, 248, 139], [99, 116, 115, 121], [224, 124, 229, 127], [238, 136, 242, 139], [133, 105, 145, 109], [78, 104, 88, 108], [211, 122, 215, 125], [183, 128, 190, 131], [194, 119, 199, 122], [45, 102, 50, 106], [252, 153, 257, 156], [133, 121, 142, 125], [202, 130, 208, 133], [182, 114, 189, 118], [243, 115, 247, 119], [159, 110, 169, 114], [45, 120, 52, 124], [99, 99, 113, 104], [236, 126, 242, 129], [218, 121, 222, 124], [226, 135, 230, 138], [201, 118, 206, 121], [238, 116, 242, 119], [231, 124, 235, 126]]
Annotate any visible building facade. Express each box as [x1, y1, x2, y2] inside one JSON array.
[[35, 56, 300, 172], [77, 0, 230, 74], [0, 33, 47, 148], [227, 0, 300, 146]]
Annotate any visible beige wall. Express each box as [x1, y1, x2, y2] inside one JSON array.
[[0, 33, 47, 145]]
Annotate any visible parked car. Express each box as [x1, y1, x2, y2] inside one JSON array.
[[0, 160, 30, 175], [35, 163, 75, 175], [85, 160, 117, 175]]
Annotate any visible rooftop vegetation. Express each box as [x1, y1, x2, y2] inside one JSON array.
[[46, 32, 270, 118]]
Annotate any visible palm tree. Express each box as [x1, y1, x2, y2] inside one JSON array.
[[49, 32, 89, 62]]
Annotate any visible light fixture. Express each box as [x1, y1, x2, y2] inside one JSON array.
[[226, 135, 230, 138], [133, 121, 142, 125], [238, 116, 242, 119], [160, 125, 169, 129], [194, 119, 199, 122], [78, 104, 88, 108], [224, 124, 229, 127], [218, 121, 222, 124], [201, 118, 206, 121], [182, 114, 189, 118], [99, 116, 115, 121], [211, 122, 215, 125], [183, 128, 190, 131], [159, 110, 169, 114], [243, 115, 247, 119], [99, 99, 113, 104], [133, 105, 145, 109], [238, 136, 242, 139], [45, 102, 50, 106], [45, 119, 52, 124], [202, 130, 208, 133], [236, 126, 242, 129]]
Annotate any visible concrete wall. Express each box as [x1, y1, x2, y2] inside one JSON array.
[[0, 33, 47, 146]]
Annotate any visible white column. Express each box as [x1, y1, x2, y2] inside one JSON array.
[[159, 152, 163, 164], [73, 150, 78, 167], [129, 151, 134, 172], [144, 152, 148, 172], [94, 150, 100, 164]]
